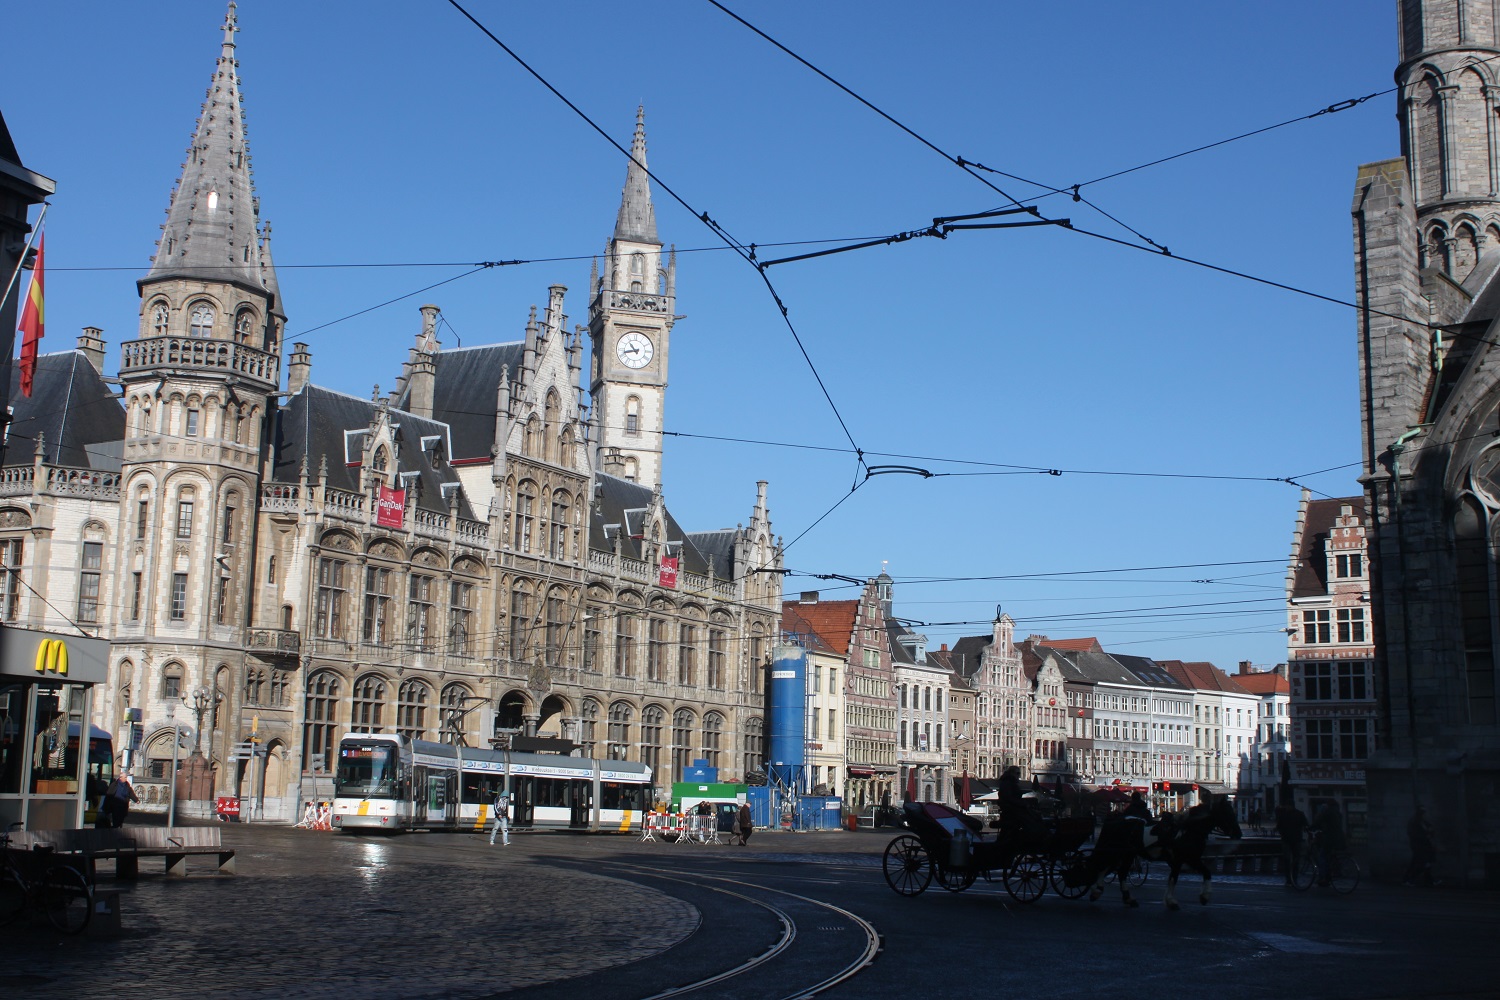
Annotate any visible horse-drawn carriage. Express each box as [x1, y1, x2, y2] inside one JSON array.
[[882, 800, 1095, 902]]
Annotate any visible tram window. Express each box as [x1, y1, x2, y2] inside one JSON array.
[[601, 781, 647, 811]]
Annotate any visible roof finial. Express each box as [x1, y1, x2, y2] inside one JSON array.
[[613, 106, 659, 244], [222, 2, 239, 52]]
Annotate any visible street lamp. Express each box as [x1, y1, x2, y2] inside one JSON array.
[[185, 686, 222, 755]]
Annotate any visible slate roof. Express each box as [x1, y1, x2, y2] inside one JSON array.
[[1111, 653, 1189, 691], [947, 634, 990, 680], [1290, 496, 1364, 598], [779, 599, 858, 656], [146, 12, 272, 295], [1156, 659, 1251, 695], [587, 473, 717, 580], [7, 350, 125, 470], [886, 620, 920, 665], [269, 385, 474, 518], [614, 107, 659, 244], [686, 529, 735, 580], [393, 342, 526, 462], [1048, 647, 1140, 687]]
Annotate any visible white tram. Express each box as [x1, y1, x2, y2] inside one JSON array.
[[331, 732, 653, 834]]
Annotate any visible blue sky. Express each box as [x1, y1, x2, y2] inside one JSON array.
[[4, 1, 1395, 668]]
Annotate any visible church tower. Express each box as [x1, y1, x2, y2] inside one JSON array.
[[110, 3, 283, 753], [589, 107, 676, 489]]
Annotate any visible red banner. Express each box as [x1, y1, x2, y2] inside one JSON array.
[[658, 555, 679, 589], [376, 486, 406, 529]]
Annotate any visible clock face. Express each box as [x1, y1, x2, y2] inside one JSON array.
[[616, 332, 653, 369]]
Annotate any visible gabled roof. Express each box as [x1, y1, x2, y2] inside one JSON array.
[[947, 634, 990, 680], [1233, 670, 1289, 696], [393, 342, 526, 462], [587, 473, 716, 580], [1026, 636, 1102, 652], [781, 602, 838, 655], [1291, 496, 1365, 598], [269, 385, 474, 518], [780, 598, 859, 656], [7, 350, 125, 470], [1156, 659, 1251, 695]]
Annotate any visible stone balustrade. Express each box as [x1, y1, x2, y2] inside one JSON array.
[[120, 336, 279, 390]]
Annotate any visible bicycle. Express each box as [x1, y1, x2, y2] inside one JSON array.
[[1291, 834, 1361, 894], [0, 830, 94, 933]]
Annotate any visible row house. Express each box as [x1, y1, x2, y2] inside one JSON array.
[[1159, 660, 1258, 812], [1286, 492, 1377, 839], [950, 613, 1030, 779], [780, 597, 846, 796], [887, 617, 952, 804], [1234, 661, 1291, 821], [1, 10, 782, 821], [1113, 654, 1195, 809]]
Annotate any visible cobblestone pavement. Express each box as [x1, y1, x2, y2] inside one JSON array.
[[0, 824, 700, 999], [3, 825, 1497, 999]]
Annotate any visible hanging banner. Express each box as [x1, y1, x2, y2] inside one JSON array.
[[376, 486, 406, 529], [658, 555, 679, 589]]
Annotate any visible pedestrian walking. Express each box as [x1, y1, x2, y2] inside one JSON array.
[[1312, 801, 1345, 885], [490, 788, 511, 846], [736, 802, 753, 846], [101, 774, 139, 828], [1275, 802, 1308, 885], [1404, 804, 1439, 885]]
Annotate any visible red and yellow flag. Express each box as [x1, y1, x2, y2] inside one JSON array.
[[17, 232, 44, 398]]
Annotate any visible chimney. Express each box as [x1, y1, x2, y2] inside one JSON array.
[[77, 327, 107, 373], [940, 643, 949, 652], [407, 305, 440, 419], [1238, 660, 1254, 675], [1275, 662, 1289, 679], [287, 342, 312, 395], [800, 591, 819, 604]]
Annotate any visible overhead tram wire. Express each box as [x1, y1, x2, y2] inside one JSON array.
[[705, 2, 1440, 330], [442, 0, 865, 465]]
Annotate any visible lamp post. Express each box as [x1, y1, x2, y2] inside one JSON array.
[[186, 686, 222, 755]]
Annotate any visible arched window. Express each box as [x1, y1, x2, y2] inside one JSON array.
[[189, 303, 215, 338], [743, 716, 764, 778], [372, 447, 388, 476], [580, 699, 600, 757], [1455, 222, 1481, 281], [607, 701, 634, 760], [151, 303, 170, 337], [508, 582, 532, 661], [440, 683, 473, 745], [1455, 493, 1496, 724], [397, 679, 431, 740], [244, 666, 266, 705], [302, 670, 341, 773], [352, 674, 386, 733], [671, 708, 695, 779], [160, 662, 184, 701], [234, 309, 255, 345], [623, 457, 638, 483], [703, 712, 723, 770], [641, 705, 665, 773], [550, 490, 571, 560], [514, 481, 536, 553]]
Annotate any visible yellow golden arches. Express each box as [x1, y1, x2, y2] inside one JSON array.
[[33, 638, 69, 676]]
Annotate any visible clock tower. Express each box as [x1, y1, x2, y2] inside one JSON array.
[[589, 107, 676, 489]]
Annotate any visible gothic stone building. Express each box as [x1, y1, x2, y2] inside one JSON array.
[[1354, 0, 1500, 880], [0, 7, 781, 820]]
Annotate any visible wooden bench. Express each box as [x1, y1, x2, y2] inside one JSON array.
[[20, 826, 235, 878]]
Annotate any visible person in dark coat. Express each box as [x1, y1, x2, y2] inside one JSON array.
[[998, 766, 1037, 843], [1275, 803, 1309, 885], [736, 802, 754, 846], [1404, 804, 1438, 885], [1123, 791, 1152, 822], [1312, 801, 1346, 885]]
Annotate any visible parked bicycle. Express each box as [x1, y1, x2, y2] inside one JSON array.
[[0, 829, 94, 933], [1291, 831, 1361, 894]]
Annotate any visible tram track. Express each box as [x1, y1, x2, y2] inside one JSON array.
[[540, 856, 881, 1000]]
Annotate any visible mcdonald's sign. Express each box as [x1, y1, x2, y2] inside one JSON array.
[[34, 637, 69, 676]]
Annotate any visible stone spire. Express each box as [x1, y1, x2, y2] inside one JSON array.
[[144, 2, 266, 293], [259, 220, 284, 321], [613, 106, 659, 245]]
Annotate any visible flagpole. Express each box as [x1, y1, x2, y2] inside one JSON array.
[[0, 203, 47, 320]]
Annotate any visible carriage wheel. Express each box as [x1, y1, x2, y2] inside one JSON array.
[[1048, 850, 1091, 899], [1291, 844, 1318, 891], [1128, 855, 1149, 887], [883, 834, 934, 897], [1004, 854, 1048, 904], [935, 864, 977, 893]]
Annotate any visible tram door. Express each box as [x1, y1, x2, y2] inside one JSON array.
[[569, 780, 591, 829], [513, 776, 535, 827]]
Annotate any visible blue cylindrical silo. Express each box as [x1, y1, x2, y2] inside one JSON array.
[[768, 644, 806, 791]]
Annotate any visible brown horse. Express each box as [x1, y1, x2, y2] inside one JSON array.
[[1081, 793, 1242, 909]]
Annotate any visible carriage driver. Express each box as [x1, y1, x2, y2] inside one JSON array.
[[998, 766, 1036, 840]]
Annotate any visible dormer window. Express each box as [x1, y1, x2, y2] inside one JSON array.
[[372, 447, 388, 474], [189, 304, 215, 338], [1335, 554, 1363, 579], [151, 303, 170, 337]]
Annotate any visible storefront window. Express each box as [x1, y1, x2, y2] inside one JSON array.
[[30, 683, 87, 795], [0, 683, 26, 794]]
